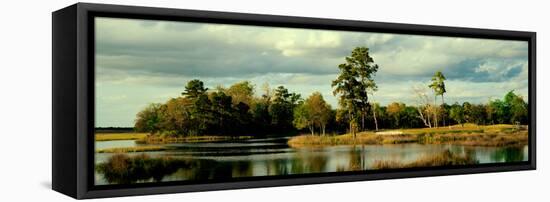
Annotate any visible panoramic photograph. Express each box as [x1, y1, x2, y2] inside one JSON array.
[[94, 17, 529, 185]]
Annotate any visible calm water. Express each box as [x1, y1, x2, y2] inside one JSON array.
[[94, 136, 528, 185]]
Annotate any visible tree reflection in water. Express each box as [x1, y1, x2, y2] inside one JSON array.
[[96, 145, 527, 184], [96, 154, 197, 184], [490, 147, 525, 162]]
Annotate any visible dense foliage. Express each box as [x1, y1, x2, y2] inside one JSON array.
[[135, 79, 527, 137], [135, 80, 306, 136], [134, 47, 528, 137]]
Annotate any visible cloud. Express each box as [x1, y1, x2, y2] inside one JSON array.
[[94, 17, 529, 127], [96, 17, 527, 83]]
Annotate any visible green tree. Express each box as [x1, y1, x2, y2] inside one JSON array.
[[470, 104, 487, 125], [428, 71, 446, 127], [210, 91, 234, 134], [332, 47, 378, 137], [160, 97, 198, 136], [404, 106, 422, 128], [462, 102, 472, 123], [270, 86, 301, 130], [134, 103, 164, 134], [234, 102, 252, 132], [485, 101, 496, 125], [179, 80, 213, 135], [250, 83, 273, 132], [303, 92, 332, 135], [505, 91, 528, 124], [182, 79, 208, 98], [387, 102, 406, 128], [351, 47, 379, 131], [335, 108, 350, 132], [293, 103, 314, 135], [449, 103, 464, 127], [252, 102, 271, 131], [488, 100, 501, 124], [439, 103, 450, 126], [224, 81, 255, 107], [483, 91, 528, 125], [332, 62, 360, 137], [489, 99, 509, 124], [191, 94, 212, 135]]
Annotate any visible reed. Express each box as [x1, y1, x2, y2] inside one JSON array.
[[288, 124, 527, 147], [137, 135, 252, 144], [95, 133, 148, 141], [96, 145, 168, 153], [372, 150, 477, 169]]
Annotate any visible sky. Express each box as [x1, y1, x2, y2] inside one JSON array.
[[95, 17, 529, 127]]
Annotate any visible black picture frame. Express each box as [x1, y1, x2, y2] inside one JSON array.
[[52, 2, 536, 199]]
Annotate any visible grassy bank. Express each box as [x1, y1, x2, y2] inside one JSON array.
[[372, 150, 477, 169], [95, 133, 148, 141], [95, 132, 252, 144], [288, 124, 528, 147], [96, 145, 169, 153], [136, 135, 252, 144], [95, 133, 254, 154]]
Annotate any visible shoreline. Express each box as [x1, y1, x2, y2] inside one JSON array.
[[287, 124, 528, 148], [95, 133, 254, 153], [95, 133, 253, 142], [94, 124, 527, 153]]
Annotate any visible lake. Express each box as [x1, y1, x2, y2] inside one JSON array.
[[95, 135, 528, 185]]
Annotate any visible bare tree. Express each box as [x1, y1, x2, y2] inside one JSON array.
[[412, 85, 432, 128], [370, 97, 379, 131], [367, 83, 379, 131]]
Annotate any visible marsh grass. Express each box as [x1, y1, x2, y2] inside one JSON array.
[[95, 133, 148, 141], [96, 145, 169, 153], [423, 130, 528, 147], [95, 132, 253, 144], [288, 124, 527, 147], [287, 134, 379, 146], [137, 135, 253, 144], [287, 134, 418, 146], [372, 150, 477, 169]]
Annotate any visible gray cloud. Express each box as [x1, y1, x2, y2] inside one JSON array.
[[94, 17, 529, 127]]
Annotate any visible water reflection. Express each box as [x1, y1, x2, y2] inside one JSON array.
[[490, 147, 526, 162], [95, 137, 528, 185]]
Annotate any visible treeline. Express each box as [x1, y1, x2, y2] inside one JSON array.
[[135, 79, 528, 137], [358, 90, 528, 130], [95, 127, 134, 133], [135, 80, 307, 136], [134, 46, 528, 137]]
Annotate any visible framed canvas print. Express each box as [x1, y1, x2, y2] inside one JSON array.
[[52, 3, 536, 199]]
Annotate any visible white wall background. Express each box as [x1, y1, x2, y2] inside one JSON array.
[[0, 0, 546, 201]]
